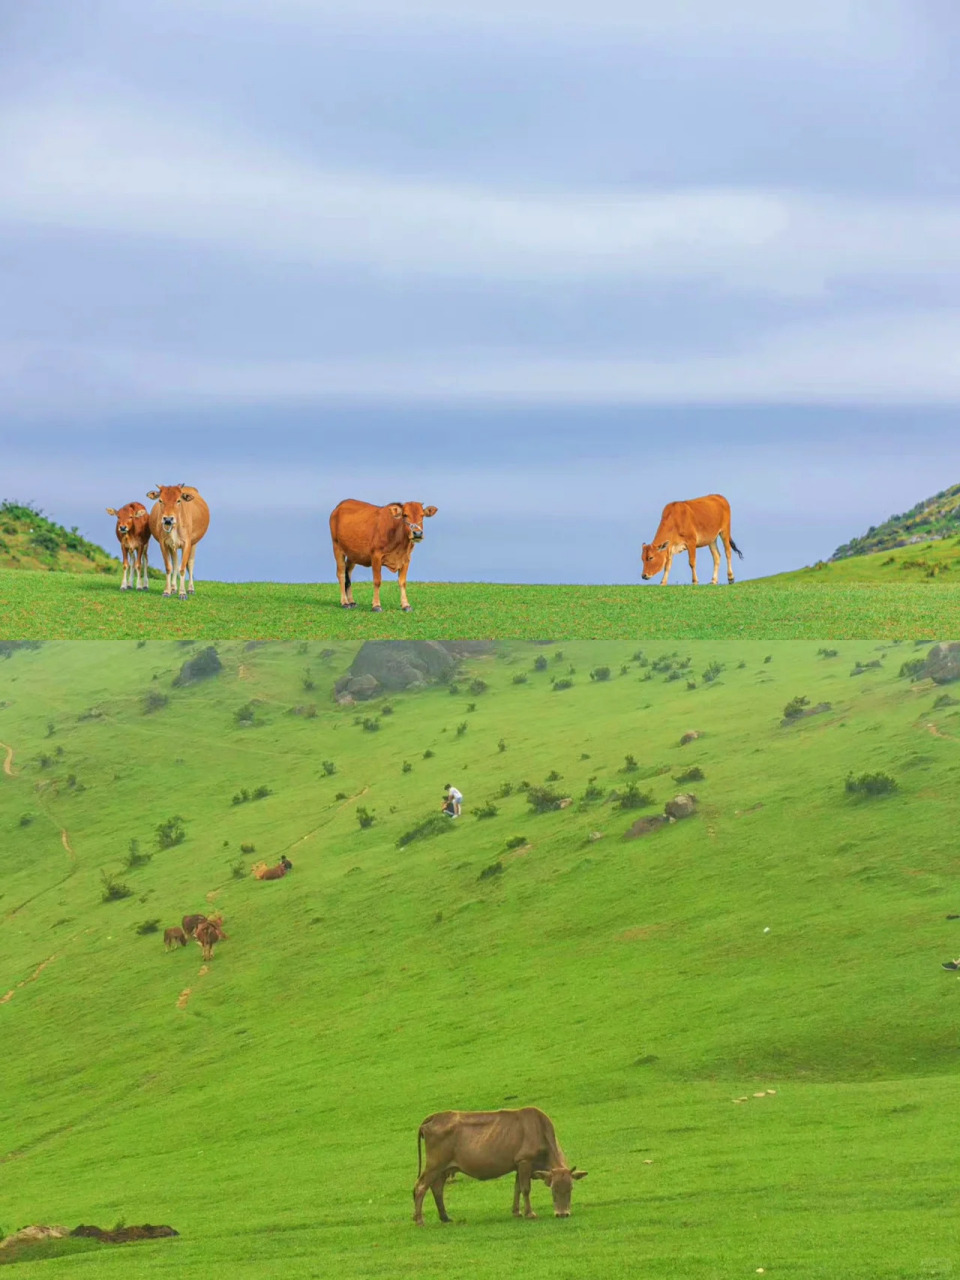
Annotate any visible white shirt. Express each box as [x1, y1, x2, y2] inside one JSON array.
[[447, 788, 463, 802]]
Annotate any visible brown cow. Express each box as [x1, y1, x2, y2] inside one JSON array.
[[181, 913, 208, 938], [330, 500, 437, 612], [147, 484, 211, 600], [252, 856, 293, 880], [195, 917, 228, 962], [641, 493, 742, 586], [163, 926, 187, 950], [105, 502, 151, 591], [412, 1107, 587, 1225]]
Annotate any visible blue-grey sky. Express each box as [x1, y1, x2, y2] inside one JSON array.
[[2, 0, 959, 583]]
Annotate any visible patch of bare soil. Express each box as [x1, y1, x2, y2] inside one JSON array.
[[0, 955, 58, 1005]]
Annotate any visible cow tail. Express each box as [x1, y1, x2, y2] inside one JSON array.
[[417, 1126, 423, 1179], [730, 538, 744, 559]]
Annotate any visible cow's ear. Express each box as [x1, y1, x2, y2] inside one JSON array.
[[147, 490, 160, 499], [531, 1170, 552, 1184], [572, 1170, 588, 1180], [181, 491, 194, 502], [387, 504, 404, 518], [422, 505, 438, 517], [106, 508, 118, 516], [658, 542, 669, 551]]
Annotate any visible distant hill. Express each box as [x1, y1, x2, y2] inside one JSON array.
[[0, 501, 118, 574], [832, 482, 960, 559]]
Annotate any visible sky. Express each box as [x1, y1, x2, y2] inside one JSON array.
[[2, 0, 959, 583]]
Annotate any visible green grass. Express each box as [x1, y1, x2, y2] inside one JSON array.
[[774, 536, 960, 585], [1, 640, 959, 1277], [0, 502, 121, 576], [3, 569, 960, 639]]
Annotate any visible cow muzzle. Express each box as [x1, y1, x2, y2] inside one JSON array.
[[410, 528, 423, 541], [162, 517, 175, 529], [118, 525, 129, 534]]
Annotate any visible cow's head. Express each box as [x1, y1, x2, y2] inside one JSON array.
[[640, 540, 670, 580], [387, 502, 437, 543], [106, 502, 147, 535], [147, 484, 195, 532], [532, 1166, 588, 1217]]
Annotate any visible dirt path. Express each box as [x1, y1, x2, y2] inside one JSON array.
[[0, 955, 58, 1005], [0, 742, 15, 777], [287, 786, 370, 853], [60, 829, 75, 861], [927, 722, 955, 740]]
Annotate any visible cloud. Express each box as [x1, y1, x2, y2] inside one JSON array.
[[6, 308, 960, 414], [1, 98, 958, 297]]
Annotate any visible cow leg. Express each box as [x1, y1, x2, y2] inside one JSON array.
[[412, 1164, 447, 1225], [186, 543, 197, 595], [687, 543, 699, 585], [371, 554, 384, 611], [398, 557, 413, 612], [161, 544, 175, 597], [120, 547, 131, 590], [138, 545, 149, 590], [430, 1176, 452, 1224], [516, 1161, 537, 1218], [512, 1173, 523, 1217], [177, 543, 189, 601], [660, 549, 674, 586], [723, 533, 735, 583], [708, 539, 721, 585]]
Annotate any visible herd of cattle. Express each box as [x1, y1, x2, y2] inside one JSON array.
[[108, 486, 742, 606], [163, 912, 226, 960]]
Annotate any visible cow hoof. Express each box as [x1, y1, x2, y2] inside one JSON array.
[[372, 605, 382, 612], [179, 593, 188, 602], [340, 603, 352, 610], [162, 591, 172, 598], [402, 605, 412, 612], [120, 584, 129, 591], [187, 588, 195, 595]]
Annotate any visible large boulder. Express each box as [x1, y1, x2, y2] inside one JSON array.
[[333, 673, 381, 702], [922, 643, 960, 684], [664, 793, 697, 820], [679, 730, 702, 746], [1, 1226, 70, 1250], [334, 642, 494, 701]]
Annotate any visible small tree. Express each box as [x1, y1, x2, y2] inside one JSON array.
[[782, 696, 810, 720], [356, 805, 375, 829], [155, 815, 186, 849], [590, 666, 611, 682]]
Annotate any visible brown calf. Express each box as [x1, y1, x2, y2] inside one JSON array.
[[164, 926, 187, 950], [252, 856, 293, 880], [195, 918, 228, 962], [182, 914, 207, 938], [329, 499, 438, 612], [147, 484, 211, 600], [641, 493, 743, 585], [105, 502, 151, 591]]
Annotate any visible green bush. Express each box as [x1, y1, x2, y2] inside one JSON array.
[[469, 678, 488, 695], [512, 673, 528, 685], [321, 760, 336, 775], [533, 656, 548, 672], [155, 816, 186, 849], [526, 785, 564, 813], [100, 871, 133, 903], [396, 813, 450, 847], [615, 783, 654, 811], [621, 755, 638, 773], [123, 838, 152, 870], [898, 657, 927, 680], [135, 919, 160, 935], [783, 696, 810, 720], [552, 678, 573, 691], [142, 690, 168, 714], [356, 805, 375, 829], [472, 802, 499, 820], [845, 772, 897, 798], [590, 666, 611, 682], [478, 861, 504, 881], [505, 835, 527, 849], [675, 766, 705, 784]]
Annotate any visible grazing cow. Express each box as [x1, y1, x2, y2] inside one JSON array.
[[147, 484, 211, 601], [252, 856, 293, 881], [105, 503, 151, 591], [641, 494, 743, 586], [329, 500, 438, 612], [181, 913, 208, 938], [412, 1107, 587, 1225], [195, 917, 228, 962], [163, 926, 187, 950]]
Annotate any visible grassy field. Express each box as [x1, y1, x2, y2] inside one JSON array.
[[1, 640, 958, 1277], [772, 536, 960, 585], [3, 567, 960, 639]]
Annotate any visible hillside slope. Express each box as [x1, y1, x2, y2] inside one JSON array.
[[770, 535, 960, 584], [1, 641, 958, 1277], [0, 501, 118, 574], [832, 482, 960, 559]]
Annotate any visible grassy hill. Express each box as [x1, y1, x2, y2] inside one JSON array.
[[0, 502, 119, 575], [770, 535, 960, 584], [1, 640, 958, 1277], [832, 482, 960, 560]]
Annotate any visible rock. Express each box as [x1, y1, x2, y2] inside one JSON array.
[[335, 693, 356, 707], [70, 1224, 179, 1243], [587, 831, 604, 842], [623, 814, 670, 839], [558, 797, 574, 809], [333, 672, 381, 701], [0, 1226, 70, 1250], [664, 793, 697, 820], [922, 642, 960, 684], [679, 730, 702, 746]]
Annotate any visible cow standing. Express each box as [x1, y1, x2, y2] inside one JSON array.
[[641, 494, 743, 585], [147, 484, 210, 601], [181, 914, 208, 938], [329, 500, 437, 612], [195, 917, 227, 962], [163, 926, 187, 950], [105, 503, 151, 591], [412, 1107, 587, 1225]]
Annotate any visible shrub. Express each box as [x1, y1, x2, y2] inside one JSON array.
[[533, 656, 548, 672], [898, 657, 927, 680], [469, 678, 488, 696], [234, 703, 256, 726], [615, 783, 654, 811], [590, 666, 611, 682], [135, 919, 160, 935], [512, 673, 528, 685], [466, 703, 476, 713], [448, 684, 460, 696], [100, 871, 133, 903], [37, 753, 53, 769], [505, 835, 527, 849], [582, 782, 604, 801], [356, 805, 375, 829], [817, 648, 839, 658], [456, 722, 468, 737], [478, 861, 504, 881], [380, 704, 394, 716], [230, 859, 246, 880], [782, 696, 810, 720], [850, 660, 882, 677], [845, 772, 897, 798], [498, 739, 507, 753], [334, 792, 347, 801], [763, 655, 772, 663], [253, 785, 272, 800], [142, 690, 168, 714], [123, 838, 152, 870], [702, 661, 723, 683], [621, 755, 638, 773], [173, 646, 222, 686], [620, 665, 629, 676], [240, 842, 256, 854], [423, 749, 435, 759], [546, 770, 562, 782], [155, 815, 186, 849], [552, 678, 573, 691], [933, 693, 959, 709], [496, 781, 514, 798], [362, 718, 380, 732], [45, 721, 55, 737], [396, 813, 450, 847], [321, 760, 336, 776], [632, 650, 649, 666], [675, 766, 704, 784], [526, 785, 564, 813], [18, 811, 35, 827], [402, 761, 413, 773], [302, 670, 316, 691], [553, 650, 565, 662], [472, 802, 499, 820]]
